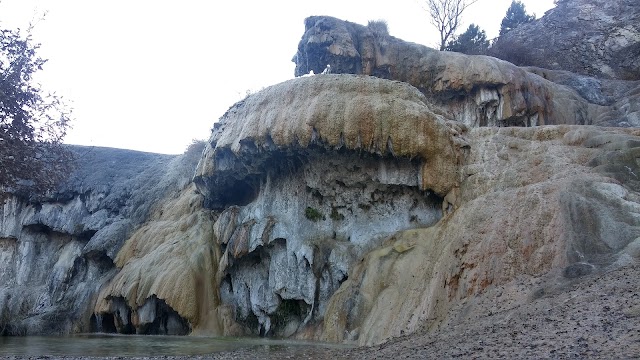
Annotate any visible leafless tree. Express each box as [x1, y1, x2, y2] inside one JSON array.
[[425, 0, 479, 50]]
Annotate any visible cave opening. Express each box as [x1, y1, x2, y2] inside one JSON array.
[[90, 313, 117, 333], [270, 298, 312, 337]]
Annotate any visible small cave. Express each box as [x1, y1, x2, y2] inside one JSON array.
[[96, 296, 190, 336], [84, 250, 115, 273], [23, 223, 57, 236], [205, 178, 260, 210], [75, 229, 97, 242], [270, 298, 312, 337], [89, 313, 117, 333], [134, 297, 190, 335]]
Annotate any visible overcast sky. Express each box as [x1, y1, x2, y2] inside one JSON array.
[[0, 0, 555, 154]]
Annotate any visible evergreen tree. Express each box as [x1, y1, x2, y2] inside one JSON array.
[[445, 24, 489, 54], [499, 1, 535, 35]]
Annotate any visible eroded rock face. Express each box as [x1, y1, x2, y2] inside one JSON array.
[[492, 0, 640, 80], [94, 185, 230, 336], [0, 147, 196, 335], [293, 16, 640, 129], [5, 14, 640, 351], [214, 153, 442, 336], [524, 67, 640, 127], [193, 74, 461, 336], [322, 126, 640, 345], [195, 74, 464, 199]]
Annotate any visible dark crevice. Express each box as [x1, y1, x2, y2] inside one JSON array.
[[198, 141, 426, 211]]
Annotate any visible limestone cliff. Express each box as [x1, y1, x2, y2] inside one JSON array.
[[192, 74, 463, 336], [93, 185, 233, 335], [0, 146, 198, 335], [491, 0, 640, 81]]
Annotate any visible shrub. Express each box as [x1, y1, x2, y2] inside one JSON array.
[[445, 24, 490, 55], [305, 207, 325, 222], [0, 25, 74, 200], [367, 19, 389, 36]]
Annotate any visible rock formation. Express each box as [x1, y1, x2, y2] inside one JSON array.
[[323, 125, 640, 345], [192, 74, 467, 336], [491, 0, 640, 81], [0, 146, 198, 335], [293, 16, 640, 129], [93, 182, 247, 336], [2, 12, 640, 357]]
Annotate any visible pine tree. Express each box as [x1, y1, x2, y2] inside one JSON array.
[[445, 24, 489, 55], [499, 1, 535, 36]]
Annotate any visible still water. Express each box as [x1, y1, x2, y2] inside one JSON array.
[[0, 334, 350, 357]]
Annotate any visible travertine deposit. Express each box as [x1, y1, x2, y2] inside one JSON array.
[[293, 16, 640, 130], [2, 10, 640, 359]]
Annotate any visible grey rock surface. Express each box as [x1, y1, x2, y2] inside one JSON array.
[[214, 152, 442, 336], [0, 145, 198, 335], [292, 16, 640, 130], [492, 0, 640, 80]]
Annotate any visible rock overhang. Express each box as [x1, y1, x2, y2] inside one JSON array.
[[194, 74, 464, 209]]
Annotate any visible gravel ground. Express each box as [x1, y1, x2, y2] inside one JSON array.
[[4, 265, 640, 359]]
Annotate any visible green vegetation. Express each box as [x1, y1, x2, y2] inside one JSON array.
[[0, 24, 73, 199], [500, 0, 535, 36], [424, 0, 479, 50], [445, 24, 489, 55], [305, 207, 325, 222]]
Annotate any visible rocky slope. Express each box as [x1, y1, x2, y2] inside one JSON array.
[[491, 0, 640, 81], [2, 13, 640, 359], [196, 264, 640, 359]]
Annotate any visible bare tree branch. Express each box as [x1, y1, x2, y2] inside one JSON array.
[[424, 0, 479, 50]]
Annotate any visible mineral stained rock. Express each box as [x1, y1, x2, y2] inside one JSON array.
[[193, 74, 464, 336], [0, 146, 196, 335], [293, 16, 640, 129], [322, 125, 640, 345], [3, 13, 640, 356], [94, 185, 227, 335]]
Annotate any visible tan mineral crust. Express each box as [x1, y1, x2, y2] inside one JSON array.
[[97, 71, 640, 347], [196, 74, 462, 197]]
